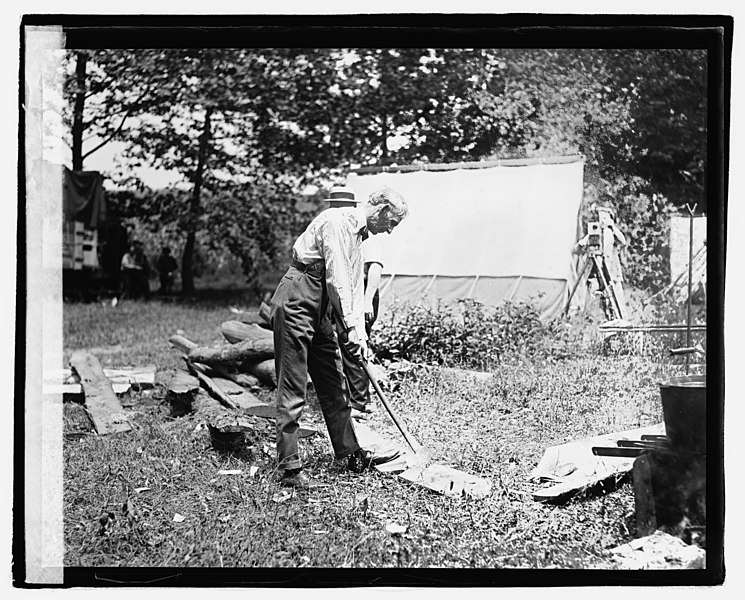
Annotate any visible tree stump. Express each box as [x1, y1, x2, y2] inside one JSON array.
[[167, 371, 200, 417], [195, 390, 255, 454]]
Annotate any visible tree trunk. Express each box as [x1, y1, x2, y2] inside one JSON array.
[[181, 107, 213, 295], [71, 52, 87, 171], [380, 110, 388, 164]]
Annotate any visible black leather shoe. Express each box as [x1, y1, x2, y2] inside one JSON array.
[[348, 448, 402, 473], [279, 468, 311, 489]]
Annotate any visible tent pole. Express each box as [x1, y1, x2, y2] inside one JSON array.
[[506, 276, 523, 302], [424, 274, 437, 293], [466, 275, 480, 298], [380, 273, 395, 296]]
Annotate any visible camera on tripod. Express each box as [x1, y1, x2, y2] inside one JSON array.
[[587, 221, 603, 254]]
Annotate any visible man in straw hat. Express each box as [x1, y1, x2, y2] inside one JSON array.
[[269, 185, 409, 488], [325, 188, 386, 417]]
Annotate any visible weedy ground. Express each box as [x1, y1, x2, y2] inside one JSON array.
[[62, 290, 678, 569]]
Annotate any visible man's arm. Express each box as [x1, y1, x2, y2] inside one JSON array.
[[364, 262, 383, 322]]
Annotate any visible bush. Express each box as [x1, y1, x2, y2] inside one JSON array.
[[373, 298, 560, 370]]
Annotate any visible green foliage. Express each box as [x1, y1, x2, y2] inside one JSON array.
[[63, 48, 707, 295], [373, 299, 557, 369]]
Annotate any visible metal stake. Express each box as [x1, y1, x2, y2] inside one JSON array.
[[685, 203, 697, 374]]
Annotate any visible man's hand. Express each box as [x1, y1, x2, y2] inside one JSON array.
[[364, 300, 375, 327], [346, 327, 369, 364]]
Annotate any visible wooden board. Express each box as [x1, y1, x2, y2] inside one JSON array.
[[69, 351, 132, 435], [43, 382, 131, 397], [210, 376, 265, 411], [45, 365, 156, 387]]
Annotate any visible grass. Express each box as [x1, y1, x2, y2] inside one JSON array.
[[62, 291, 675, 569]]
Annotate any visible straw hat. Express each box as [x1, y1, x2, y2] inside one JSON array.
[[324, 186, 360, 204]]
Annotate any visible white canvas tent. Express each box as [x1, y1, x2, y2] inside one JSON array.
[[347, 156, 585, 320]]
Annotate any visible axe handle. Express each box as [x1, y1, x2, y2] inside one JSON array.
[[361, 360, 423, 455]]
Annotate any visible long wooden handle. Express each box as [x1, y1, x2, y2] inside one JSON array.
[[361, 360, 423, 454]]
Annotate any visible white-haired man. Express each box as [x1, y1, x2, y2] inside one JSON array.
[[269, 185, 409, 488], [325, 188, 386, 416]]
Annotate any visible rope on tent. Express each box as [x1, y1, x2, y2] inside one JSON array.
[[466, 275, 480, 298], [506, 276, 523, 302]]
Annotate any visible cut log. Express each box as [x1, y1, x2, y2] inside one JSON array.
[[169, 333, 262, 389], [243, 359, 277, 388], [169, 334, 198, 354], [69, 351, 132, 435], [167, 371, 200, 417], [221, 320, 274, 345], [229, 372, 261, 389], [188, 337, 274, 367], [237, 309, 263, 326]]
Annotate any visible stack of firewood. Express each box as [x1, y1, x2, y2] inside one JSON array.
[[167, 306, 298, 453]]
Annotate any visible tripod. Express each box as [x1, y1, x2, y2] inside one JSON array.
[[563, 249, 624, 320]]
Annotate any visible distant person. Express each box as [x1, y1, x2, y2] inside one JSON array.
[[269, 185, 408, 489], [325, 188, 385, 417], [156, 246, 178, 294], [120, 242, 150, 299], [575, 205, 627, 320]]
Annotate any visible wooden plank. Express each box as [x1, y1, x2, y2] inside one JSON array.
[[43, 382, 131, 397], [69, 351, 132, 435], [185, 360, 238, 410], [633, 455, 657, 537], [243, 403, 277, 419], [209, 376, 265, 412], [44, 365, 155, 387]]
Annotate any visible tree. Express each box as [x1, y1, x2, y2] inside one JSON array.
[[69, 47, 707, 295]]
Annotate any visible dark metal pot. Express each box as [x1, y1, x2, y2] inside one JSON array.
[[659, 375, 706, 454]]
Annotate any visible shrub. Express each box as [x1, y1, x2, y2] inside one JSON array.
[[373, 298, 558, 370]]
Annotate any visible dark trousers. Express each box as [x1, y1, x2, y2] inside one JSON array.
[[269, 263, 360, 470], [339, 288, 379, 410]]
